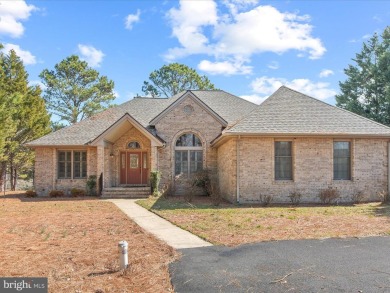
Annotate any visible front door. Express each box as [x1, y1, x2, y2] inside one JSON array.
[[120, 152, 148, 185], [127, 152, 141, 184]]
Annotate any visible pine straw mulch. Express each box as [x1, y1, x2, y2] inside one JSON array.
[[138, 196, 390, 246], [0, 191, 178, 293]]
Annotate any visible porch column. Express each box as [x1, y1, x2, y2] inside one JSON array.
[[150, 143, 159, 171], [97, 145, 104, 194]]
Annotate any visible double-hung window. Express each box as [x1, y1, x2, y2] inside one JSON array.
[[275, 141, 293, 180], [333, 141, 351, 180], [175, 133, 203, 176], [58, 150, 87, 179]]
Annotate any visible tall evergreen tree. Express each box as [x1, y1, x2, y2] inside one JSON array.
[[40, 55, 115, 124], [0, 49, 50, 190], [336, 26, 390, 125], [142, 63, 216, 98]]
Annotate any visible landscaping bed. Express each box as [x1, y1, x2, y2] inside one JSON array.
[[0, 191, 177, 292], [138, 196, 390, 246]]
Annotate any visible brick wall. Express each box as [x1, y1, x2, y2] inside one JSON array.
[[218, 137, 389, 203], [155, 95, 222, 194], [34, 147, 97, 196], [217, 138, 236, 202]]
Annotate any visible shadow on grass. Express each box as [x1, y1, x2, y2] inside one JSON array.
[[372, 203, 390, 218]]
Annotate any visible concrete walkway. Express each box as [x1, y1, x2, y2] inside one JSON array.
[[107, 199, 212, 249]]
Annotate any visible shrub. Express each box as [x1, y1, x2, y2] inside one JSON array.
[[86, 175, 97, 196], [71, 188, 86, 197], [377, 190, 389, 203], [49, 190, 65, 198], [184, 175, 196, 203], [150, 171, 162, 196], [25, 190, 37, 198], [288, 191, 301, 205], [205, 173, 221, 206], [191, 169, 210, 194], [259, 194, 273, 206], [352, 191, 365, 204], [319, 187, 339, 204]]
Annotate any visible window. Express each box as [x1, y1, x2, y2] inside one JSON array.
[[333, 141, 351, 180], [73, 151, 87, 178], [275, 141, 292, 180], [58, 151, 87, 179], [175, 133, 203, 176], [127, 141, 141, 149]]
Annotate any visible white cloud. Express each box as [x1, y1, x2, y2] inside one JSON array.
[[319, 69, 334, 78], [267, 61, 279, 70], [198, 59, 252, 75], [125, 9, 141, 30], [0, 1, 36, 38], [29, 80, 46, 90], [2, 43, 36, 65], [113, 90, 120, 98], [240, 94, 266, 105], [165, 0, 218, 60], [250, 76, 337, 101], [165, 1, 325, 75], [78, 44, 105, 67]]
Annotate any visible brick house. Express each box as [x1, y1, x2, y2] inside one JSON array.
[[27, 86, 390, 202]]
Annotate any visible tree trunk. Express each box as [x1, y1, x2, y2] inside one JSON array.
[[0, 162, 6, 192], [12, 168, 17, 191]]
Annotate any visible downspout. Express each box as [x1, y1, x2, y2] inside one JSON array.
[[388, 141, 390, 198], [236, 136, 240, 203]]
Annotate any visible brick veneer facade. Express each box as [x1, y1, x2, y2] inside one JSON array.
[[33, 94, 390, 202], [217, 137, 389, 203], [154, 95, 222, 194]]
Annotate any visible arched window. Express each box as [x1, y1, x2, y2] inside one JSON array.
[[127, 141, 141, 149], [175, 133, 203, 176]]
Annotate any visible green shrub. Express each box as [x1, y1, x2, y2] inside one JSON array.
[[49, 190, 65, 198], [71, 188, 86, 197], [150, 171, 161, 196], [25, 190, 37, 198], [288, 191, 301, 205], [319, 187, 339, 204], [86, 175, 97, 196]]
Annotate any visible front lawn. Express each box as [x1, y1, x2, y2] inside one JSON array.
[[137, 196, 390, 246], [0, 192, 177, 292]]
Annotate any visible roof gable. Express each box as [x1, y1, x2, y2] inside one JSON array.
[[149, 91, 228, 126], [226, 86, 390, 137]]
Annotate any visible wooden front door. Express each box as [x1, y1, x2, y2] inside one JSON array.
[[120, 152, 148, 185]]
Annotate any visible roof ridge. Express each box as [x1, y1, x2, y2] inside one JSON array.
[[281, 85, 390, 131]]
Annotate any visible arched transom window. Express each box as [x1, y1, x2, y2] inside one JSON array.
[[175, 133, 203, 176], [127, 141, 141, 149]]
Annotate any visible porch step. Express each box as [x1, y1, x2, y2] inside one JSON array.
[[101, 187, 151, 199]]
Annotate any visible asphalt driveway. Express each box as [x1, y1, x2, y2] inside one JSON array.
[[170, 236, 390, 292]]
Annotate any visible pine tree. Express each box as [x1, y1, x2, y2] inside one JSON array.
[[40, 55, 115, 124], [336, 27, 390, 126], [0, 49, 50, 190]]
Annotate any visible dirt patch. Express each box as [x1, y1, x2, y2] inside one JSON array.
[[138, 196, 390, 246], [0, 192, 178, 292]]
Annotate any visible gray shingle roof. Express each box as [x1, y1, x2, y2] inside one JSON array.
[[190, 90, 257, 125], [27, 97, 173, 146], [27, 90, 255, 146], [227, 86, 390, 136]]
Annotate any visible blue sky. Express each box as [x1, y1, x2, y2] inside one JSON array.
[[1, 0, 390, 107]]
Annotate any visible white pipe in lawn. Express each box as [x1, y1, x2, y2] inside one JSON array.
[[118, 240, 128, 269]]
